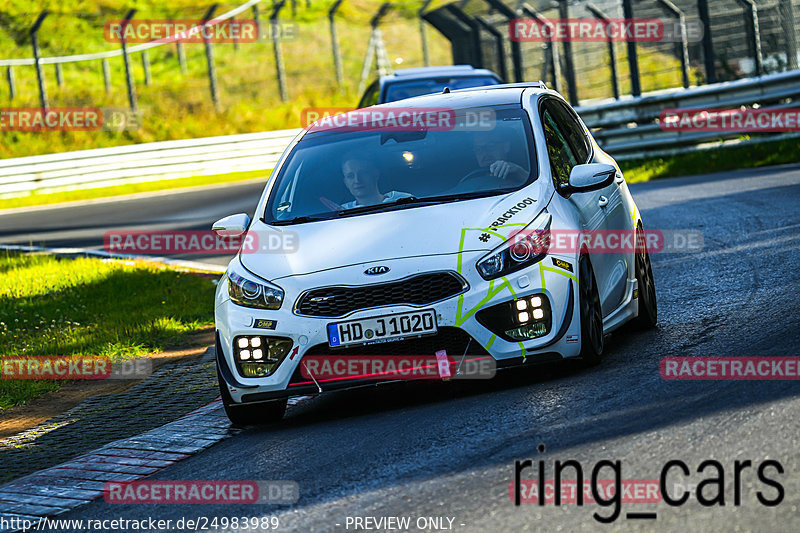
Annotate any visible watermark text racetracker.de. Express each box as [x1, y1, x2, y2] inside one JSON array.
[[103, 480, 298, 505], [104, 19, 298, 44], [300, 354, 497, 382], [1, 108, 141, 131], [509, 18, 703, 43], [661, 357, 800, 380], [1, 356, 151, 380], [104, 230, 299, 255], [660, 108, 800, 132], [105, 19, 258, 43], [301, 106, 497, 132], [498, 228, 704, 254]]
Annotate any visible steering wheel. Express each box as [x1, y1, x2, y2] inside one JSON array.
[[319, 196, 343, 210], [457, 168, 494, 186]]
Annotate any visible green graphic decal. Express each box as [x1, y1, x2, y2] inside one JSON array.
[[455, 224, 524, 358]]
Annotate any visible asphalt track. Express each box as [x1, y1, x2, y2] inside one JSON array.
[[4, 164, 800, 532]]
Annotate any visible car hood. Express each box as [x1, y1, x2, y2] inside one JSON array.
[[242, 186, 550, 280]]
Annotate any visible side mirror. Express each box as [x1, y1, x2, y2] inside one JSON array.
[[563, 163, 617, 194], [212, 213, 251, 237]]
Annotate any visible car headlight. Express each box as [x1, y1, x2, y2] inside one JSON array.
[[476, 211, 552, 280], [227, 260, 284, 310]]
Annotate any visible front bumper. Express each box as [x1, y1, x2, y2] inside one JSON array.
[[215, 253, 582, 404]]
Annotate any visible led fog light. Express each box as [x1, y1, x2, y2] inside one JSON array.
[[240, 363, 272, 378], [506, 322, 548, 340], [476, 294, 552, 342], [233, 335, 293, 378]]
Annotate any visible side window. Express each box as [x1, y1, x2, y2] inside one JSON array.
[[358, 81, 379, 108], [541, 102, 578, 188], [551, 101, 590, 163]]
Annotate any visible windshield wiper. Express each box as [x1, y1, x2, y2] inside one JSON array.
[[269, 214, 333, 225], [336, 196, 437, 216], [337, 191, 510, 217], [424, 190, 503, 202]]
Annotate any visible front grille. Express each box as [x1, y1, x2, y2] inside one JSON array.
[[295, 272, 466, 317]]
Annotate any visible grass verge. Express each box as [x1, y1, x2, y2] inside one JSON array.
[[619, 136, 800, 182], [0, 252, 217, 409], [0, 169, 269, 211]]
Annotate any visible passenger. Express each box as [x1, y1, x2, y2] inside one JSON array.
[[341, 156, 413, 209]]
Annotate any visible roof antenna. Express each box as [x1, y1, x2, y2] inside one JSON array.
[[442, 86, 451, 93]]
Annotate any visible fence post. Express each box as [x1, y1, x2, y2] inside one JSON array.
[[556, 0, 578, 105], [735, 0, 763, 76], [621, 0, 641, 96], [371, 3, 393, 77], [586, 4, 619, 100], [779, 0, 797, 70], [655, 0, 690, 89], [55, 63, 63, 87], [697, 0, 717, 83], [252, 5, 261, 39], [6, 66, 15, 100], [419, 0, 433, 67], [476, 16, 508, 81], [203, 4, 221, 111], [358, 3, 392, 95], [102, 58, 111, 93], [141, 50, 152, 85], [329, 0, 344, 88], [30, 10, 50, 109], [271, 1, 289, 103], [446, 5, 483, 68], [176, 42, 187, 74], [121, 9, 138, 112], [520, 3, 560, 94], [484, 0, 523, 82], [232, 14, 239, 52]]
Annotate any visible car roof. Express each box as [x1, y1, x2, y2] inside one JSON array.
[[371, 83, 551, 109], [381, 65, 501, 83]]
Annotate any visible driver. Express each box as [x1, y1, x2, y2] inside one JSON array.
[[341, 155, 412, 209], [472, 131, 528, 186]]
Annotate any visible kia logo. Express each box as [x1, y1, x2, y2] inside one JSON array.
[[364, 265, 390, 275]]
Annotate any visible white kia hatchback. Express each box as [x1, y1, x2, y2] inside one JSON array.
[[212, 84, 657, 425]]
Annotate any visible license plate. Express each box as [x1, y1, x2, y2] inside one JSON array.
[[327, 309, 438, 348]]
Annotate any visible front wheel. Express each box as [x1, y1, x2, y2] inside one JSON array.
[[633, 225, 658, 329], [578, 254, 604, 365], [217, 365, 286, 426]]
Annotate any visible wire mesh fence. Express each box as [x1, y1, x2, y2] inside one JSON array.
[[427, 0, 799, 104], [0, 0, 798, 119]]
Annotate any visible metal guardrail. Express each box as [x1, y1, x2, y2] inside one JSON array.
[[0, 129, 301, 196], [1, 69, 798, 197], [575, 68, 800, 159]]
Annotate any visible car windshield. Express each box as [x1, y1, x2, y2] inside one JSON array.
[[384, 76, 500, 103], [264, 106, 538, 225]]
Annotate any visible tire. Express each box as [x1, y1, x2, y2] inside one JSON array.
[[633, 224, 658, 329], [217, 364, 287, 426], [578, 253, 604, 365]]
